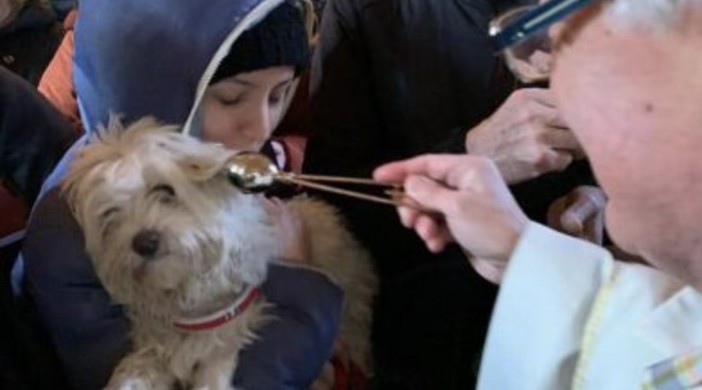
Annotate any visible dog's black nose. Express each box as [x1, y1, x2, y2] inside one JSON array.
[[131, 229, 161, 258]]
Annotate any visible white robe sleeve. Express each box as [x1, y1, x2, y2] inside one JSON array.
[[477, 222, 614, 390], [477, 223, 701, 390]]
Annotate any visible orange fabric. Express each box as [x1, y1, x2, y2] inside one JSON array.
[[38, 9, 82, 133]]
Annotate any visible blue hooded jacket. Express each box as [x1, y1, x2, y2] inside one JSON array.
[[13, 1, 343, 389]]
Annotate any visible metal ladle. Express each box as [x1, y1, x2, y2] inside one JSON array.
[[224, 152, 419, 208]]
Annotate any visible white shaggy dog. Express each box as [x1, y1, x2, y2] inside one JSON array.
[[63, 117, 377, 389]]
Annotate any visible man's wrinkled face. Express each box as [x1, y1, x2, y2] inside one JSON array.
[[550, 5, 702, 282]]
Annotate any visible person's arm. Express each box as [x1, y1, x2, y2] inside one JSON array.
[[232, 198, 344, 389], [478, 222, 613, 388], [375, 154, 690, 388], [20, 187, 132, 390], [0, 68, 76, 204], [374, 154, 527, 267], [478, 222, 685, 389], [233, 263, 343, 389]]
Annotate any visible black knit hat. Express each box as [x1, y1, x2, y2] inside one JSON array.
[[210, 1, 310, 84]]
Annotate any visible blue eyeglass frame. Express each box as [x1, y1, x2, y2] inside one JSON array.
[[490, 0, 597, 51]]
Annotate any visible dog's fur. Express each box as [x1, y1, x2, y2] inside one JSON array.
[[63, 117, 377, 389]]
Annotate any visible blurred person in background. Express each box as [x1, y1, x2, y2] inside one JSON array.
[[0, 0, 63, 85], [304, 0, 601, 387]]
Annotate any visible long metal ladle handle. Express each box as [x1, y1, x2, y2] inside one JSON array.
[[277, 173, 424, 210]]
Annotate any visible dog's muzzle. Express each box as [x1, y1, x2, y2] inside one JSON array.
[[132, 229, 161, 258]]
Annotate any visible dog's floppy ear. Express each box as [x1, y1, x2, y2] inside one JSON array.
[[176, 143, 234, 182], [138, 125, 232, 182]]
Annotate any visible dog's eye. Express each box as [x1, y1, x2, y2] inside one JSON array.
[[151, 184, 177, 205], [100, 207, 120, 221], [151, 184, 176, 197]]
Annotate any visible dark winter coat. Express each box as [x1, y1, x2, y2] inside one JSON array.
[[303, 0, 594, 388], [0, 4, 63, 86]]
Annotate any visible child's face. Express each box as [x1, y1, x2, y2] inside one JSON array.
[[200, 65, 296, 152]]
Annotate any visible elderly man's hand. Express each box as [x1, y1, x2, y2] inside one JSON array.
[[374, 155, 529, 284], [465, 88, 584, 184], [547, 186, 607, 245]]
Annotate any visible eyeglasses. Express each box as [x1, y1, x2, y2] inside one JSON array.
[[489, 0, 597, 83]]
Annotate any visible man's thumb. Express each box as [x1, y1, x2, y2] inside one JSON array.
[[560, 188, 604, 234], [560, 209, 584, 235], [405, 175, 452, 211]]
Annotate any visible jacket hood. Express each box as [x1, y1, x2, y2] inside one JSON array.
[[74, 0, 313, 134]]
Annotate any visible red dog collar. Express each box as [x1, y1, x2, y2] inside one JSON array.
[[171, 286, 261, 332]]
